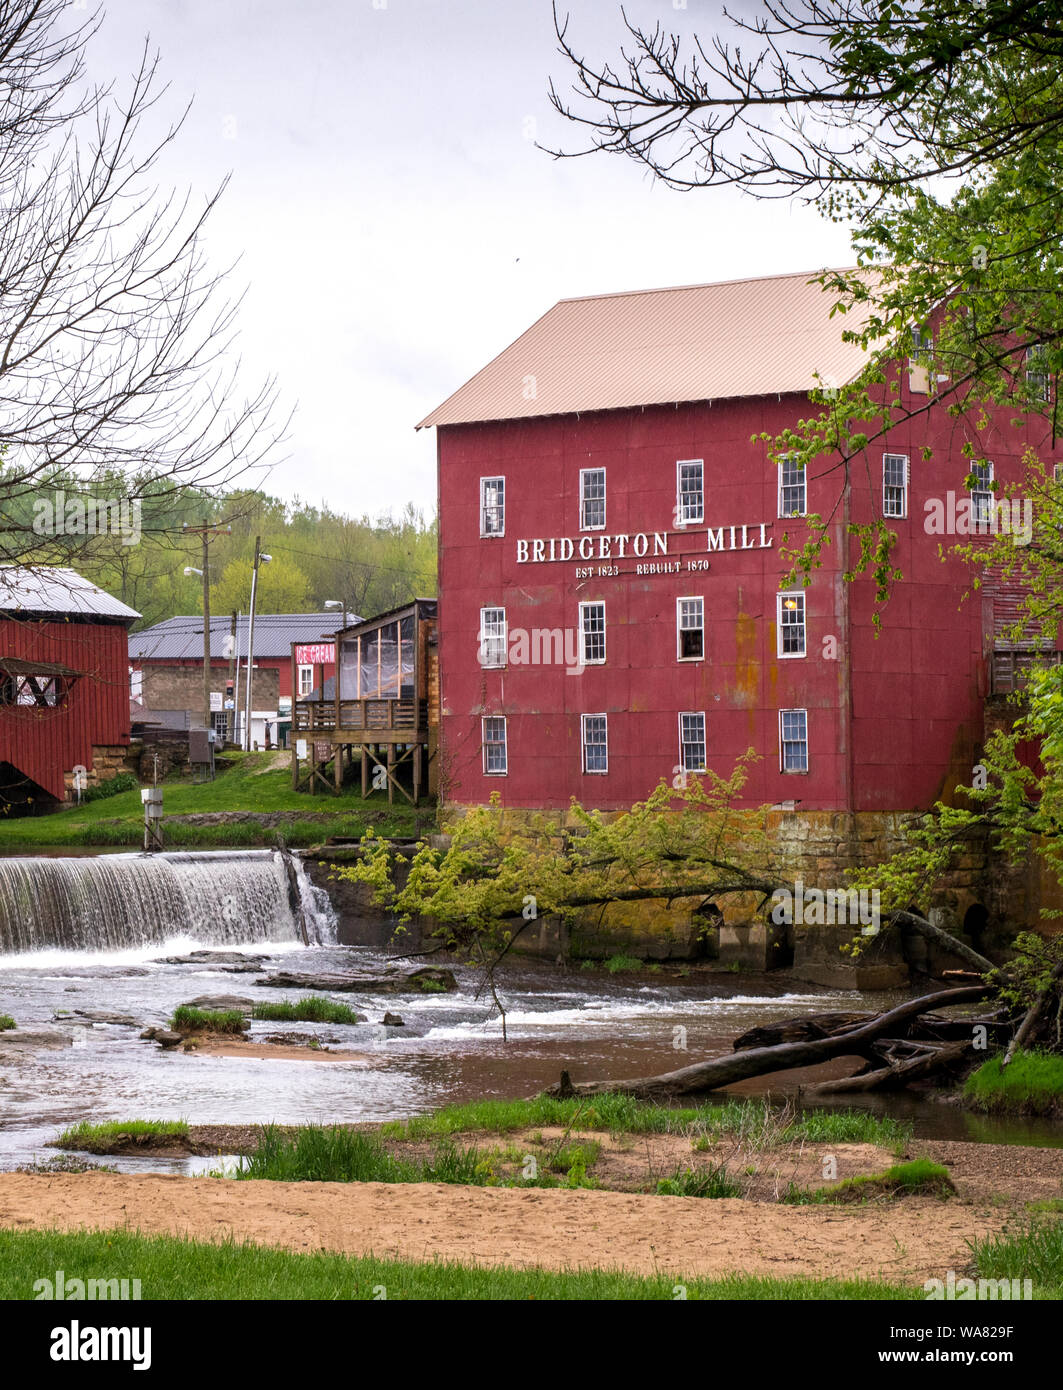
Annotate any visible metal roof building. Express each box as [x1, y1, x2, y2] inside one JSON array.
[[0, 566, 140, 624], [129, 612, 354, 661], [418, 267, 880, 429]]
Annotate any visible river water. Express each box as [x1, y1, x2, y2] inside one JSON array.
[[2, 931, 1060, 1175]]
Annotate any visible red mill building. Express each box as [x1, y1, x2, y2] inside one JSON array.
[[418, 270, 1061, 835]]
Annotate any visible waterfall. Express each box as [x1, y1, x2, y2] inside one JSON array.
[[0, 849, 337, 957]]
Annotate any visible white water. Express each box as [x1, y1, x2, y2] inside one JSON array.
[[0, 850, 336, 956]]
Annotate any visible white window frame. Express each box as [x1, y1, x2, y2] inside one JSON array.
[[581, 713, 609, 774], [778, 456, 807, 517], [676, 459, 704, 526], [579, 467, 606, 531], [678, 711, 706, 775], [578, 600, 606, 665], [882, 453, 909, 519], [776, 591, 807, 659], [478, 606, 507, 668], [676, 596, 705, 662], [969, 459, 995, 528], [482, 715, 508, 775], [297, 664, 314, 697], [779, 708, 809, 774], [1026, 345, 1051, 403], [480, 476, 505, 538]]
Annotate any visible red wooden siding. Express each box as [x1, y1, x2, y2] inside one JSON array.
[[0, 618, 130, 800]]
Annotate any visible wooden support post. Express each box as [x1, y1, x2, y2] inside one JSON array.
[[414, 743, 422, 806], [361, 746, 368, 798], [387, 742, 394, 805], [334, 742, 342, 794]]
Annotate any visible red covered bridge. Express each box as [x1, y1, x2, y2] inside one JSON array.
[[0, 567, 139, 813]]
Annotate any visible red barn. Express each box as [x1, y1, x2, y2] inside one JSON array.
[[419, 269, 1062, 813], [0, 567, 139, 812]]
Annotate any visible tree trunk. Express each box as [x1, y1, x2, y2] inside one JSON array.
[[542, 985, 991, 1099], [1000, 962, 1063, 1068], [799, 1039, 973, 1096]]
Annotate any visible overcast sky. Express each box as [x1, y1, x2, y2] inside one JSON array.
[[94, 0, 854, 521]]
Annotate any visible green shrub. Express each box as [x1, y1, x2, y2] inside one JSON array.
[[82, 772, 139, 803], [0, 1014, 15, 1031], [969, 1217, 1063, 1297]]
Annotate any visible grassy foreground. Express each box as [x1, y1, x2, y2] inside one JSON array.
[[0, 751, 420, 848], [0, 1228, 921, 1301]]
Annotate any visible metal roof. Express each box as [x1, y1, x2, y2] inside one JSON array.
[[129, 612, 355, 662], [417, 267, 881, 429], [0, 566, 140, 623]]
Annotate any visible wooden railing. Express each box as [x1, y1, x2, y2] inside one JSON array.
[[294, 697, 426, 733]]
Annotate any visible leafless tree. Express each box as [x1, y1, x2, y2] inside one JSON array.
[[0, 0, 284, 576], [546, 1, 1063, 201]]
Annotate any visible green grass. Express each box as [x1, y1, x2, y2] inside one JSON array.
[[968, 1215, 1063, 1298], [251, 998, 362, 1025], [0, 1228, 925, 1301], [786, 1159, 954, 1205], [655, 1164, 740, 1199], [56, 1119, 189, 1153], [0, 1014, 14, 1031], [0, 750, 422, 847], [604, 954, 643, 974], [382, 1094, 912, 1151], [236, 1125, 415, 1183], [964, 1049, 1063, 1116], [171, 1005, 246, 1034]]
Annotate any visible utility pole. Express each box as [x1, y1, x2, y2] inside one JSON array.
[[226, 610, 238, 747], [182, 520, 232, 733], [244, 536, 272, 750]]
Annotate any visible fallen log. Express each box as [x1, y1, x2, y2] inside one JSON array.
[[732, 1012, 873, 1051], [800, 1039, 973, 1096], [1001, 962, 1063, 1068], [542, 985, 991, 1099]]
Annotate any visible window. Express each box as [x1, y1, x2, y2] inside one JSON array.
[[677, 596, 705, 661], [579, 601, 606, 664], [969, 459, 995, 527], [478, 607, 507, 668], [679, 712, 706, 774], [779, 709, 809, 773], [778, 457, 806, 517], [1026, 345, 1050, 403], [211, 710, 231, 745], [580, 468, 606, 530], [297, 664, 314, 697], [910, 324, 933, 367], [676, 459, 704, 525], [480, 476, 505, 536], [882, 453, 909, 519], [777, 592, 806, 658], [0, 672, 68, 707], [482, 716, 508, 775], [581, 713, 608, 774]]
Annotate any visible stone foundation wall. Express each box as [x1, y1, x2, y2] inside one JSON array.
[[61, 744, 139, 801]]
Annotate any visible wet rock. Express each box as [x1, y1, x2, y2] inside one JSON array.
[[140, 1027, 159, 1041], [72, 1010, 140, 1027], [152, 950, 271, 967], [181, 995, 254, 1012], [382, 1012, 405, 1026], [254, 966, 457, 995], [154, 1030, 184, 1048], [0, 1029, 74, 1050]]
